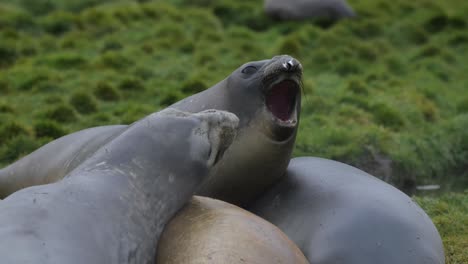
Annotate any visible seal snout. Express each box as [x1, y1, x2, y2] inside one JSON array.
[[270, 55, 303, 74], [283, 59, 294, 71], [263, 56, 302, 125], [282, 58, 302, 73], [257, 55, 303, 141]]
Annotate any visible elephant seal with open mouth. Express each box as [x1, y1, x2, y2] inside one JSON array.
[[172, 55, 303, 206], [0, 56, 446, 264], [0, 55, 303, 208], [0, 109, 238, 264]]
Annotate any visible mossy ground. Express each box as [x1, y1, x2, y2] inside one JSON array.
[[415, 192, 468, 264], [0, 0, 466, 261]]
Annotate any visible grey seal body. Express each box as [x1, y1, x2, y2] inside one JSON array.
[[0, 55, 303, 207], [0, 109, 238, 264], [0, 125, 126, 197], [250, 157, 445, 264], [265, 0, 356, 20], [173, 55, 302, 206]]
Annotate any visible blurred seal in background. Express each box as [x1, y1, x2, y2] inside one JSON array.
[[265, 0, 356, 20]]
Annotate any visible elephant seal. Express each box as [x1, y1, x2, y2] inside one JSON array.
[[0, 55, 303, 207], [0, 125, 126, 197], [250, 157, 446, 264], [173, 55, 302, 206], [156, 196, 309, 264], [265, 0, 356, 20], [0, 109, 238, 264]]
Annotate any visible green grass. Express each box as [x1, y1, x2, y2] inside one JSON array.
[[415, 191, 468, 264], [0, 0, 467, 261]]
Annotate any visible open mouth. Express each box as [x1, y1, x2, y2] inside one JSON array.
[[266, 80, 299, 123]]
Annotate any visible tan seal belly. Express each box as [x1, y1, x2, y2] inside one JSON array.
[[156, 196, 309, 264]]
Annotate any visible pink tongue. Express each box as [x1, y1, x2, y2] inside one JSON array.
[[266, 82, 293, 121]]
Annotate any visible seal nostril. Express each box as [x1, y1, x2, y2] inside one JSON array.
[[282, 59, 298, 72]]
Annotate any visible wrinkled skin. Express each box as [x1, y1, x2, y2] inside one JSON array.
[[0, 109, 238, 264]]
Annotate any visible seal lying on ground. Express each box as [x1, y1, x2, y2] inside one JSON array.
[[249, 157, 446, 264], [156, 196, 309, 264], [264, 0, 356, 21], [0, 56, 446, 263], [0, 109, 238, 264], [0, 125, 126, 197], [0, 55, 303, 207]]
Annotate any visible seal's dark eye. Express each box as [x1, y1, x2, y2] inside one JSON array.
[[241, 66, 258, 74]]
